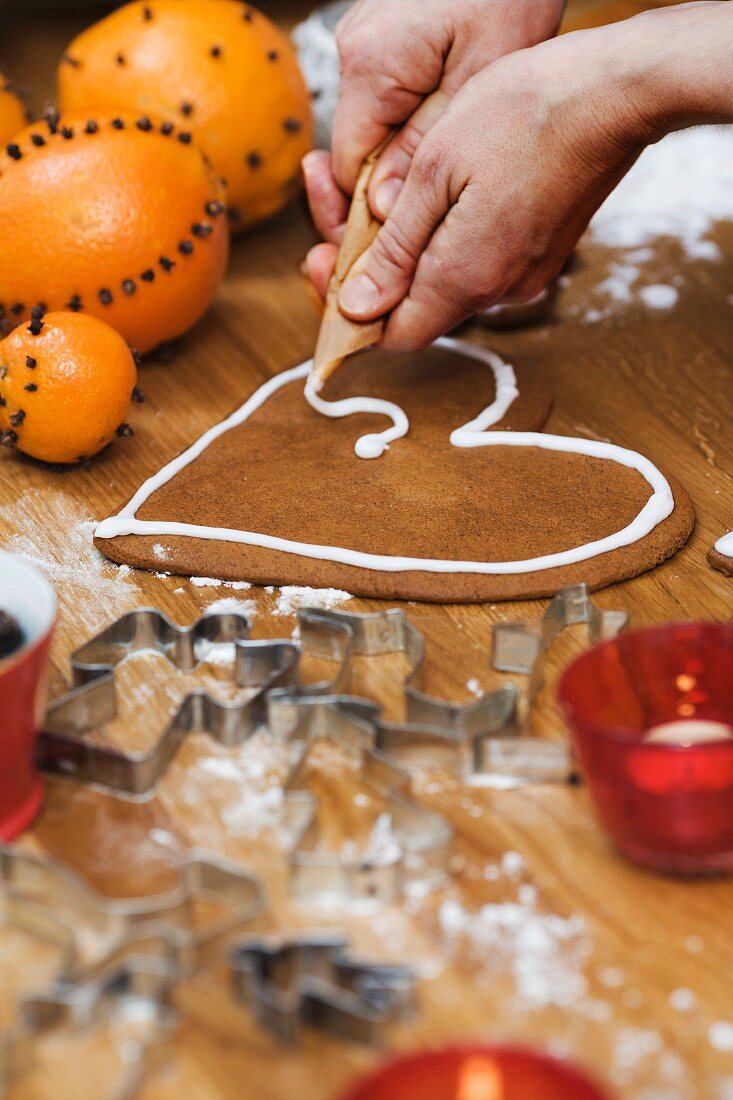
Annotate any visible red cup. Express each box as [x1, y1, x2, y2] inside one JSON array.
[[338, 1044, 610, 1100], [559, 622, 733, 875], [0, 551, 56, 839]]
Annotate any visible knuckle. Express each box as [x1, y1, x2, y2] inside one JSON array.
[[372, 220, 422, 276], [411, 143, 443, 190]]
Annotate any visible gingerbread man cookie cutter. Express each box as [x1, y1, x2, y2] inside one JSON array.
[[229, 931, 417, 1045], [39, 606, 353, 798]]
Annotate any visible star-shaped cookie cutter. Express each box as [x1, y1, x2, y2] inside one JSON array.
[[229, 931, 417, 1045], [39, 606, 353, 798]]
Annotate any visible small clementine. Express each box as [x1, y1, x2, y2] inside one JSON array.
[[58, 0, 313, 231], [0, 311, 137, 464], [0, 74, 27, 148], [0, 112, 229, 353]]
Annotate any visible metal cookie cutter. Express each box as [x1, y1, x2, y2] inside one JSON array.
[[0, 844, 265, 976], [2, 954, 178, 1100], [270, 686, 571, 791], [492, 583, 629, 709], [39, 607, 352, 798], [229, 932, 416, 1045], [284, 606, 520, 738], [277, 703, 454, 905]]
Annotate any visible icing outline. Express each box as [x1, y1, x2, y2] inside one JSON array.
[[714, 532, 733, 558], [95, 337, 675, 575]]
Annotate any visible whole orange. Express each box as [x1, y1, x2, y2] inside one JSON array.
[[0, 73, 27, 146], [0, 112, 229, 353], [58, 0, 313, 231], [0, 311, 137, 464]]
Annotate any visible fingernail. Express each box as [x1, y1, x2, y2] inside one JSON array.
[[374, 177, 403, 218], [339, 273, 381, 316]]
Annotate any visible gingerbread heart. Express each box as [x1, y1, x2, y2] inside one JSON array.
[[95, 338, 694, 602]]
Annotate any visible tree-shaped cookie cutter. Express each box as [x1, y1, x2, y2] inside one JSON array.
[[281, 712, 455, 905], [229, 931, 417, 1045], [39, 606, 354, 798]]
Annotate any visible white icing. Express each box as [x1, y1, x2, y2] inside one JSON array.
[[714, 531, 733, 558], [304, 336, 517, 460], [304, 373, 408, 459], [95, 337, 675, 576]]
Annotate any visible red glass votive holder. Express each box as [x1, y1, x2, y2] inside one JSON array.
[[0, 551, 56, 839], [559, 622, 733, 874], [338, 1044, 610, 1100]]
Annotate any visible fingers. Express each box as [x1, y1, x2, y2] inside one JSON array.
[[381, 189, 491, 349], [302, 151, 349, 245], [368, 90, 450, 219], [304, 243, 337, 300], [331, 6, 448, 192], [337, 148, 448, 321]]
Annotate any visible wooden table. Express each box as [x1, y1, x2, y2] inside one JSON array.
[[1, 4, 732, 1098]]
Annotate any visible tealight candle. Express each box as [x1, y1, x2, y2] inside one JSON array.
[[559, 622, 733, 875], [643, 720, 733, 746], [337, 1045, 609, 1100]]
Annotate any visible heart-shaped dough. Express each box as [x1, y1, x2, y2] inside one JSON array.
[[96, 339, 693, 602]]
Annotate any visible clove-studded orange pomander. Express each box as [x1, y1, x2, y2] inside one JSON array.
[[58, 0, 313, 231], [0, 112, 229, 354], [0, 74, 28, 146], [0, 311, 137, 465]]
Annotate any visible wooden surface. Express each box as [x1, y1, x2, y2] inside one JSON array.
[[1, 3, 732, 1099]]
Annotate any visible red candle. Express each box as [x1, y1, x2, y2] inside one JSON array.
[[0, 551, 56, 839], [559, 622, 733, 874], [338, 1045, 610, 1100]]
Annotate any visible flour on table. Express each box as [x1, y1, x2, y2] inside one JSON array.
[[572, 125, 733, 322], [590, 126, 733, 258], [203, 596, 258, 624], [273, 585, 353, 616]]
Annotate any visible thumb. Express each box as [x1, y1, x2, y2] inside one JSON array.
[[338, 153, 446, 321], [368, 90, 449, 219]]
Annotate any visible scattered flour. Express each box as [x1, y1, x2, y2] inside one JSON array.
[[590, 125, 733, 259], [709, 1022, 733, 1052], [204, 596, 258, 620], [572, 126, 733, 322], [438, 891, 591, 1010], [466, 677, 483, 698], [638, 284, 679, 310], [273, 585, 353, 616], [190, 577, 223, 588], [668, 988, 697, 1012]]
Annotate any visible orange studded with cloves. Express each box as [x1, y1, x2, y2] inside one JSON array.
[[58, 0, 313, 231], [0, 112, 228, 352], [0, 310, 137, 464]]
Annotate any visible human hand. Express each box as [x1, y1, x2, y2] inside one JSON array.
[[311, 3, 733, 349], [303, 0, 565, 260]]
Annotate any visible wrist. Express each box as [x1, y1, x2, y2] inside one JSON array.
[[614, 3, 733, 139]]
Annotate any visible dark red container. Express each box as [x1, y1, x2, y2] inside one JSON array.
[[338, 1044, 610, 1100], [0, 551, 56, 839], [559, 622, 733, 874]]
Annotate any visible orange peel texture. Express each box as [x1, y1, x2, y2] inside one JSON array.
[[0, 112, 229, 353], [58, 0, 313, 231], [0, 74, 28, 146], [0, 311, 137, 464]]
